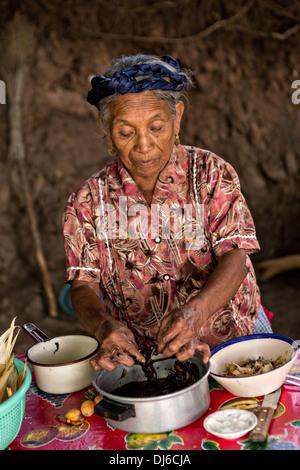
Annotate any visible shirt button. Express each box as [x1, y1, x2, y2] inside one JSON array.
[[163, 274, 170, 281], [154, 236, 161, 243]]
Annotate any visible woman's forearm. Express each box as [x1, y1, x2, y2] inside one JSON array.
[[183, 248, 248, 328], [70, 280, 110, 339]]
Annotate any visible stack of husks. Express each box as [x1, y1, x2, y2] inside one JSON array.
[[0, 318, 27, 403]]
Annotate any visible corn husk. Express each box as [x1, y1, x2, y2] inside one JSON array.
[[0, 317, 26, 404], [16, 358, 27, 390], [221, 351, 289, 377]]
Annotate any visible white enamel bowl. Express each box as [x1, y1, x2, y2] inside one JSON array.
[[23, 323, 100, 394], [26, 334, 100, 394], [210, 334, 298, 397]]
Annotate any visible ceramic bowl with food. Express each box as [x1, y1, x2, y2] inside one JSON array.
[[210, 334, 298, 397]]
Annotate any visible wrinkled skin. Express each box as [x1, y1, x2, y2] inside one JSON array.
[[91, 317, 146, 372], [156, 306, 211, 363], [103, 91, 184, 202], [89, 307, 211, 371]]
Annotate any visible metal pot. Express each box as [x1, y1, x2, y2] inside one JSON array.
[[23, 323, 99, 394], [93, 351, 210, 433]]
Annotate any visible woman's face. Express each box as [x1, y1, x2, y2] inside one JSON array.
[[102, 91, 184, 182]]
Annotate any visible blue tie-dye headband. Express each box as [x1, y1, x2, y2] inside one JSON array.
[[87, 55, 188, 110]]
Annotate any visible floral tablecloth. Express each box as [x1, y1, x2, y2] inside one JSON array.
[[9, 353, 300, 452]]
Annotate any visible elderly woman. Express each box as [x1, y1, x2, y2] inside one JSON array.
[[63, 53, 272, 372]]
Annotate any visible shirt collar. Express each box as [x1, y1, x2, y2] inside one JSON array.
[[108, 145, 187, 202]]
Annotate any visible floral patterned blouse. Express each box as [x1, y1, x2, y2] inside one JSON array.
[[63, 145, 261, 349]]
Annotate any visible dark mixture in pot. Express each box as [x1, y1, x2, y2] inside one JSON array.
[[112, 346, 202, 398]]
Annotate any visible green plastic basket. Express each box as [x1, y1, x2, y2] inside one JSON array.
[[0, 358, 32, 450]]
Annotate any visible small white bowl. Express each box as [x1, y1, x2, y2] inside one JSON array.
[[204, 409, 257, 440], [210, 334, 298, 397]]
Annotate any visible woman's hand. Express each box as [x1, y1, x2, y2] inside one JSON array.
[[156, 306, 211, 363], [70, 280, 145, 372], [90, 317, 146, 372]]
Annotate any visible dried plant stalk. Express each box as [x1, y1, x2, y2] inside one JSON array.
[[0, 318, 26, 404], [0, 15, 57, 317]]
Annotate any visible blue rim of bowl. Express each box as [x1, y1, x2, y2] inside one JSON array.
[[210, 333, 298, 379]]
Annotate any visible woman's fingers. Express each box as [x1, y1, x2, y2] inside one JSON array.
[[94, 317, 146, 371], [90, 336, 146, 372], [175, 342, 196, 362], [157, 312, 194, 356], [158, 329, 192, 357], [156, 311, 211, 363], [174, 341, 211, 363], [90, 351, 119, 371], [195, 342, 211, 364], [158, 335, 211, 364], [90, 349, 135, 371], [157, 315, 184, 353], [122, 341, 146, 365]]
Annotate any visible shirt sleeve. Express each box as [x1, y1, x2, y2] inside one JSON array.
[[204, 154, 260, 257], [62, 184, 101, 283]]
